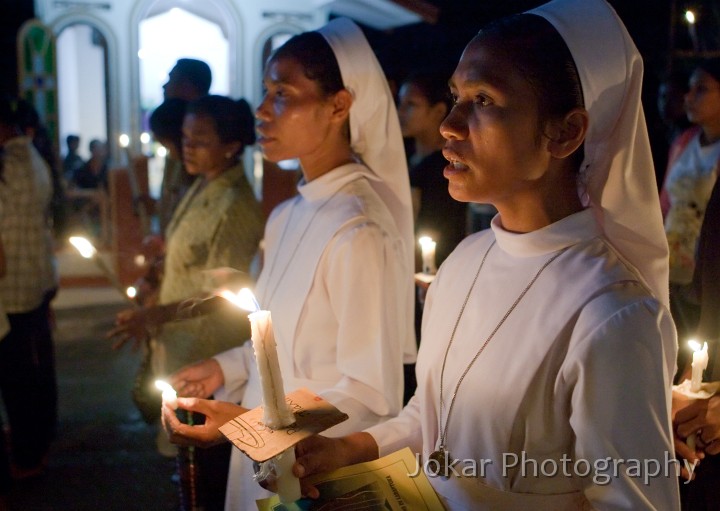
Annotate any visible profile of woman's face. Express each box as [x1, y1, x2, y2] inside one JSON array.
[[440, 36, 551, 205], [397, 83, 437, 138], [685, 69, 720, 127], [182, 113, 233, 177], [255, 55, 337, 163]]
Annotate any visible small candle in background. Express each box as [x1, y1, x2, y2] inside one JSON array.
[[419, 236, 437, 275], [689, 340, 709, 392], [126, 286, 137, 300], [140, 131, 152, 155], [155, 379, 178, 409]]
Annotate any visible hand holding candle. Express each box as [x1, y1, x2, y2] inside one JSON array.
[[418, 236, 437, 275], [220, 288, 300, 504]]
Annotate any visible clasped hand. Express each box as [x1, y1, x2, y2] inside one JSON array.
[[161, 358, 239, 448]]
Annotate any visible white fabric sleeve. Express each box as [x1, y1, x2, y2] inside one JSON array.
[[365, 392, 424, 457], [318, 222, 406, 427], [212, 342, 254, 404], [563, 293, 680, 510]]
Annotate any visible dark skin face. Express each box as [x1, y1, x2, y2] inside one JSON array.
[[182, 113, 240, 180], [255, 54, 353, 181], [441, 35, 587, 233]]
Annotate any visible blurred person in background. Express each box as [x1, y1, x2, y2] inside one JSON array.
[[0, 97, 58, 481]]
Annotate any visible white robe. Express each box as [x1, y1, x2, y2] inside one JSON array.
[[367, 210, 679, 510], [214, 163, 415, 509]]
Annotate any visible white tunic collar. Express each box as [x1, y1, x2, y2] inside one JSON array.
[[297, 162, 371, 203], [491, 208, 601, 257]]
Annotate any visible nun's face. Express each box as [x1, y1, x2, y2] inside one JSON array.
[[256, 55, 336, 163], [440, 36, 552, 206], [685, 69, 720, 127]]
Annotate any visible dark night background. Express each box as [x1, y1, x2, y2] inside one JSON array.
[[1, 0, 718, 183]]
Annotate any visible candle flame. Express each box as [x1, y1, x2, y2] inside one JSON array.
[[119, 133, 130, 148], [219, 288, 260, 312], [418, 236, 435, 248], [685, 9, 696, 24], [69, 236, 97, 258], [140, 132, 151, 144], [126, 286, 137, 299], [156, 146, 168, 158], [688, 339, 702, 352], [154, 380, 173, 392]]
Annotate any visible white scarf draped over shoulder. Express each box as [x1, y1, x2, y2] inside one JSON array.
[[530, 0, 670, 308], [317, 18, 415, 273]]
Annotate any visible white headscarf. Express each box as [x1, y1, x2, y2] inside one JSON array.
[[530, 0, 670, 308], [318, 18, 415, 271]]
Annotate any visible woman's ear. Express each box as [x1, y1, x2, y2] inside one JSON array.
[[546, 108, 588, 159], [331, 89, 353, 124], [223, 140, 243, 160]]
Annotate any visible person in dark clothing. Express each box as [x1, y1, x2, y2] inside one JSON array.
[[398, 71, 468, 266], [72, 139, 108, 189]]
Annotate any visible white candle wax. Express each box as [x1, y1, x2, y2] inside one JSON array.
[[274, 448, 302, 504], [249, 310, 295, 429], [419, 236, 437, 275], [691, 341, 709, 392]]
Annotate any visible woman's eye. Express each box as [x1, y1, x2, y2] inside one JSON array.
[[449, 93, 459, 105], [474, 95, 491, 107]]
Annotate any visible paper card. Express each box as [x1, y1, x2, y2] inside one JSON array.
[[219, 388, 349, 462], [256, 447, 445, 511]]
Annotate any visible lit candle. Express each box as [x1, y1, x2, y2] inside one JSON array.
[[69, 236, 131, 302], [220, 289, 294, 428], [689, 340, 709, 392], [220, 288, 300, 503], [685, 10, 699, 52], [419, 236, 437, 275], [140, 131, 152, 155], [155, 379, 178, 409]]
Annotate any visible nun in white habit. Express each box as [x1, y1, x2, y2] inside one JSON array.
[[293, 0, 680, 509], [164, 17, 417, 510]]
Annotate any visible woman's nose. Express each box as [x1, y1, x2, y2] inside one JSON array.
[[439, 104, 468, 141]]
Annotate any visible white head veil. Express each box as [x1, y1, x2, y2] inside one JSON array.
[[529, 0, 670, 308], [318, 18, 415, 270]]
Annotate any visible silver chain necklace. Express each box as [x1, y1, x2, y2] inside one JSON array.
[[429, 240, 568, 473]]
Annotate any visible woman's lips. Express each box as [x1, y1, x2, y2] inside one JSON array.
[[442, 149, 470, 177]]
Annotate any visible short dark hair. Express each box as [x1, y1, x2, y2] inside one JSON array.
[[696, 58, 720, 84], [402, 71, 453, 114], [271, 31, 344, 98], [173, 58, 212, 95], [186, 95, 256, 148], [67, 134, 80, 145]]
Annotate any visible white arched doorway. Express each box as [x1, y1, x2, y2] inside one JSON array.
[[56, 23, 109, 162], [129, 0, 242, 143]]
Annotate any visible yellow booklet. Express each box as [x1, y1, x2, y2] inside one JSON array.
[[256, 447, 445, 510]]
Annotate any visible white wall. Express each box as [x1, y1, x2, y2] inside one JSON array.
[[57, 24, 107, 159]]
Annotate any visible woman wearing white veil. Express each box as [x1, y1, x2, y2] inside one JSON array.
[[162, 17, 417, 510], [293, 0, 680, 509]]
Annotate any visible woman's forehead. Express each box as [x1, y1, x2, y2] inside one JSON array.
[[451, 38, 517, 91]]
